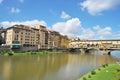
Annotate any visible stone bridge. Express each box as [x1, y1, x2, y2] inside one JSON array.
[[69, 39, 120, 55]]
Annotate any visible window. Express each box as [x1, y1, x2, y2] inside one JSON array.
[[17, 35, 18, 37]]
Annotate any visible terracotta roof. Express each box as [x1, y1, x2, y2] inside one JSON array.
[[7, 24, 39, 31]]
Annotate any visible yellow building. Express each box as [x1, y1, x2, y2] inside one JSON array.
[[6, 25, 39, 48], [47, 30, 61, 49], [60, 35, 69, 49]]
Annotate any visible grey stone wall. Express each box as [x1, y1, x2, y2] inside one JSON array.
[[12, 46, 38, 52]]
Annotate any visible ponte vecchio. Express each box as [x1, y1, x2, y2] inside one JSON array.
[[69, 39, 120, 55]]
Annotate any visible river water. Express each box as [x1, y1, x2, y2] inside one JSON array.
[[0, 50, 120, 80]]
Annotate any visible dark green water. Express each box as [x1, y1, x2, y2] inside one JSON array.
[[0, 51, 120, 80]]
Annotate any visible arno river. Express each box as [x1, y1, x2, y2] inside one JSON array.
[[0, 50, 120, 80]]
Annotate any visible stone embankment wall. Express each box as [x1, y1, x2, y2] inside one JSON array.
[[0, 46, 11, 55], [12, 46, 38, 52]]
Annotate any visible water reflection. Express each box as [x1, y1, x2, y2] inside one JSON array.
[[3, 59, 12, 80], [0, 51, 119, 80], [111, 51, 120, 63]]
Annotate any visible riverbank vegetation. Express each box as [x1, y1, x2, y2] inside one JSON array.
[[4, 51, 56, 56], [78, 64, 120, 80]]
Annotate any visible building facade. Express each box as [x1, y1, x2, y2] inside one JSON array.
[[60, 35, 69, 49], [4, 24, 69, 49], [34, 24, 48, 49], [6, 25, 39, 48], [47, 30, 60, 49], [0, 28, 7, 45]]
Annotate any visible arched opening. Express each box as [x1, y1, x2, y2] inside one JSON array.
[[108, 51, 111, 55]]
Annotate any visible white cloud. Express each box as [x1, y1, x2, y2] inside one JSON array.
[[79, 28, 95, 39], [19, 0, 24, 3], [93, 25, 112, 39], [98, 27, 112, 36], [78, 25, 112, 39], [52, 18, 113, 39], [117, 34, 120, 38], [0, 0, 3, 4], [11, 7, 20, 13], [93, 25, 101, 30], [0, 20, 47, 28], [80, 0, 120, 15], [52, 18, 81, 37], [111, 33, 120, 39], [60, 11, 71, 19]]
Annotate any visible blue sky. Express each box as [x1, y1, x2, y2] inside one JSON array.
[[0, 0, 120, 39]]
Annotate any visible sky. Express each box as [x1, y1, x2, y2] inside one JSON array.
[[0, 0, 120, 39]]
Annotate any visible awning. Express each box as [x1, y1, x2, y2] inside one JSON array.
[[12, 44, 22, 46]]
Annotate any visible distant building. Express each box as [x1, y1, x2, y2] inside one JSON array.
[[34, 25, 48, 49], [0, 35, 2, 45], [47, 30, 61, 49], [0, 28, 7, 45], [6, 25, 39, 48], [52, 31, 61, 49], [3, 24, 69, 49], [60, 35, 69, 48]]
